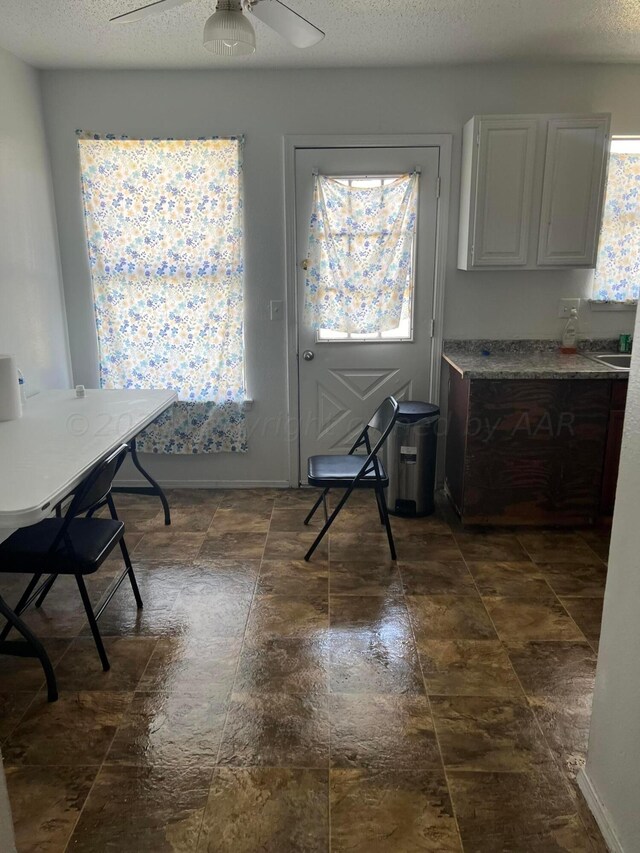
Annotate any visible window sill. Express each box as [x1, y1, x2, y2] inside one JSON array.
[[588, 300, 638, 312]]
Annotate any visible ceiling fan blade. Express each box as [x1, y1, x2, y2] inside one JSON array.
[[110, 0, 195, 24], [248, 0, 324, 48]]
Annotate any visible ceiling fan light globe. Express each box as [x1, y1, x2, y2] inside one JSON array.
[[203, 9, 256, 55]]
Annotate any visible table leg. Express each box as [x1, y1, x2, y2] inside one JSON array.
[[111, 437, 171, 525]]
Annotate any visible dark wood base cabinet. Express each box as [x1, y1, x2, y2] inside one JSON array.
[[444, 369, 622, 526]]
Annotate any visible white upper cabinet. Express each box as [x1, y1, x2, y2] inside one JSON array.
[[458, 113, 611, 271], [537, 117, 610, 266]]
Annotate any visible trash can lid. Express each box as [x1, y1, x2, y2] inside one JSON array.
[[397, 401, 440, 423]]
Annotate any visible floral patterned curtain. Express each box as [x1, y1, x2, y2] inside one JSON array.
[[77, 135, 246, 453], [304, 173, 419, 333], [592, 152, 640, 303]]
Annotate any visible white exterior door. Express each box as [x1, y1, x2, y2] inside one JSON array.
[[295, 146, 441, 482]]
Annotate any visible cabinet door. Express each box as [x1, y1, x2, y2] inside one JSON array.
[[537, 116, 610, 266], [471, 118, 537, 267]]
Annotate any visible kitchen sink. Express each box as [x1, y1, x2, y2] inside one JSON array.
[[584, 352, 632, 371]]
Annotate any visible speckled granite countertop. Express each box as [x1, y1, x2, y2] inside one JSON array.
[[443, 340, 629, 380]]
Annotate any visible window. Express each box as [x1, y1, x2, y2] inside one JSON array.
[[592, 137, 640, 303], [78, 136, 246, 453], [304, 173, 419, 341]]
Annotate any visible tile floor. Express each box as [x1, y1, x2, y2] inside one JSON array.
[[0, 488, 609, 852]]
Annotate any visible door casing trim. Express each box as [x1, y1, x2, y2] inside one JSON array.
[[283, 134, 452, 487]]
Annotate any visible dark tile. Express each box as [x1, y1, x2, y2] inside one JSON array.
[[138, 636, 242, 699], [235, 637, 329, 696], [170, 592, 253, 639], [200, 532, 267, 559], [386, 514, 453, 536], [270, 507, 322, 532], [418, 640, 522, 697], [211, 507, 272, 534], [0, 693, 34, 742], [518, 531, 601, 563], [106, 691, 227, 770], [3, 691, 132, 766], [329, 533, 395, 562], [329, 631, 425, 696], [6, 764, 97, 853], [529, 696, 592, 783], [218, 693, 329, 768], [330, 694, 440, 770], [454, 531, 530, 561], [263, 531, 328, 560], [406, 594, 496, 641], [505, 640, 597, 702], [537, 561, 607, 597], [178, 558, 260, 596], [330, 560, 402, 596], [484, 596, 585, 641], [54, 637, 157, 692], [466, 560, 551, 596], [219, 489, 277, 509], [0, 638, 71, 693], [166, 488, 225, 508], [448, 769, 592, 852], [431, 695, 553, 772], [198, 767, 329, 852], [257, 559, 328, 597], [68, 763, 211, 852], [134, 532, 206, 559], [330, 769, 461, 853], [399, 560, 476, 595], [559, 597, 604, 641], [246, 595, 328, 639], [395, 533, 463, 562], [273, 489, 320, 508], [330, 594, 413, 638], [155, 508, 216, 532], [108, 508, 165, 532]]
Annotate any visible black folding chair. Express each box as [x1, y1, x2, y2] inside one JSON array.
[[0, 444, 142, 674], [303, 396, 399, 562]]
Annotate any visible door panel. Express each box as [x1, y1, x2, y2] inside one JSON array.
[[295, 147, 440, 480]]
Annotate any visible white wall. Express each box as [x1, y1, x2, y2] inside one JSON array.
[[41, 63, 640, 485], [580, 302, 640, 853], [0, 752, 15, 853], [0, 47, 70, 395]]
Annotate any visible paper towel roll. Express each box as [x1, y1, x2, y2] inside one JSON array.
[[0, 355, 22, 421]]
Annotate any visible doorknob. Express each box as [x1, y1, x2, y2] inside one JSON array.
[[302, 350, 315, 361]]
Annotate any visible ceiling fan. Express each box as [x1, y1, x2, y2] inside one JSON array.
[[110, 0, 325, 56]]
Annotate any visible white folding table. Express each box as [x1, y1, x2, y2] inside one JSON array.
[[0, 388, 176, 700]]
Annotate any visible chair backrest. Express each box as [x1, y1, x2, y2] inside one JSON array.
[[68, 444, 129, 517], [368, 396, 399, 442]]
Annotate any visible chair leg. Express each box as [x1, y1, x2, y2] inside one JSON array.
[[376, 485, 397, 561], [304, 486, 353, 562], [120, 537, 143, 609], [75, 574, 110, 671], [304, 488, 329, 525], [35, 574, 58, 609], [374, 489, 386, 525], [0, 574, 41, 642], [0, 595, 58, 702]]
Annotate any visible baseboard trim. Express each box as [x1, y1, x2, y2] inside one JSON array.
[[115, 479, 292, 490], [577, 769, 624, 853]]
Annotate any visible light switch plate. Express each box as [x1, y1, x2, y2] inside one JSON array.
[[558, 298, 581, 318], [270, 300, 283, 321]]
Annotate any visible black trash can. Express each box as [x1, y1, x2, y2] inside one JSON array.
[[382, 401, 440, 517]]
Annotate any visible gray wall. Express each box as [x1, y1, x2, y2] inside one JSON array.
[[41, 63, 640, 485], [0, 46, 70, 396]]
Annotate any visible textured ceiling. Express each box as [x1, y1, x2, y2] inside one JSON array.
[[0, 0, 639, 69]]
